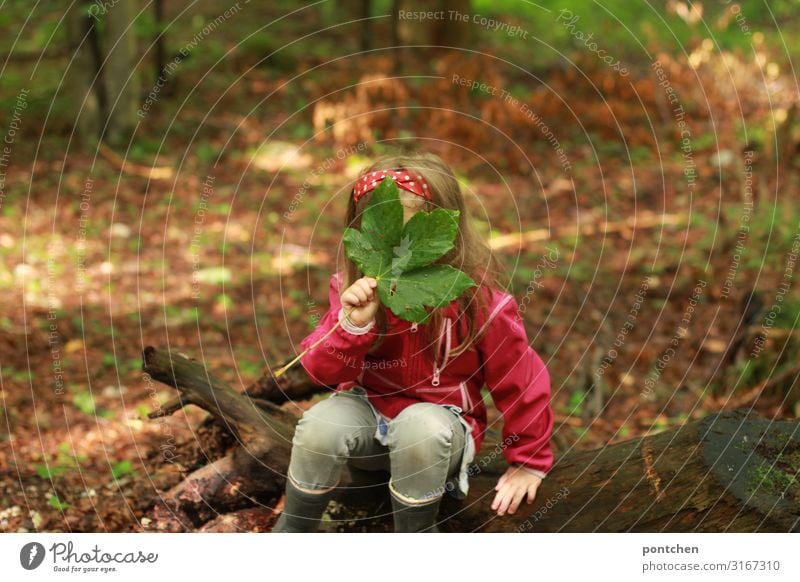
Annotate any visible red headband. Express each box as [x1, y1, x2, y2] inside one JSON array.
[[352, 168, 431, 203]]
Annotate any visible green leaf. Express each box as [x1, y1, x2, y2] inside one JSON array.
[[378, 265, 476, 324], [342, 227, 385, 277], [359, 177, 404, 255], [72, 392, 95, 415], [111, 460, 134, 479], [343, 176, 476, 323], [399, 208, 460, 271], [34, 464, 67, 479], [47, 493, 70, 510]]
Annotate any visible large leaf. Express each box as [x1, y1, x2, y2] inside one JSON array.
[[343, 176, 476, 323], [357, 175, 403, 259], [377, 265, 476, 324], [400, 207, 460, 271]]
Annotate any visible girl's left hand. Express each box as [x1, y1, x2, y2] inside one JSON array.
[[491, 465, 542, 516]]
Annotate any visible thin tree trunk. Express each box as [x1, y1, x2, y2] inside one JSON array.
[[102, 0, 139, 145], [64, 1, 102, 143], [360, 0, 372, 53]]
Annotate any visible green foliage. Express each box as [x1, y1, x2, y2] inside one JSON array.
[[237, 357, 263, 378], [34, 442, 87, 480], [194, 267, 232, 285], [566, 389, 585, 415], [111, 460, 135, 480], [196, 140, 218, 165], [342, 177, 475, 323], [34, 464, 66, 479], [72, 391, 95, 416], [47, 494, 70, 511]]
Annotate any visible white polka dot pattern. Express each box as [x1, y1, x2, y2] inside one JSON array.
[[352, 169, 432, 203]]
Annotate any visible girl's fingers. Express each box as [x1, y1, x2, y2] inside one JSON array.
[[490, 489, 503, 511], [526, 483, 539, 504], [349, 287, 367, 303], [496, 489, 512, 516], [356, 280, 374, 299], [342, 291, 362, 307], [507, 487, 526, 515]]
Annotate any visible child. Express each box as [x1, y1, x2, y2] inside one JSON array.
[[272, 152, 554, 533]]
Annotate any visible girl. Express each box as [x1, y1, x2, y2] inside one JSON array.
[[272, 152, 554, 533]]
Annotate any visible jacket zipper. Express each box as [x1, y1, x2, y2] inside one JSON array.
[[400, 317, 473, 410], [431, 317, 452, 386]]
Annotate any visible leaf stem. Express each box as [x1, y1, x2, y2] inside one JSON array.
[[273, 305, 358, 379]]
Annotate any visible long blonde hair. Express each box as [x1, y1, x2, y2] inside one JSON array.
[[341, 150, 508, 361]]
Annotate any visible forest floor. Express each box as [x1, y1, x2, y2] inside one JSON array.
[[2, 4, 800, 532]]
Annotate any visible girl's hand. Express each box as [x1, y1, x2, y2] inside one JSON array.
[[491, 465, 542, 516], [341, 277, 379, 327]]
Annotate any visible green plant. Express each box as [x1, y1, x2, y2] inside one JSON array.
[[47, 493, 70, 510], [34, 443, 86, 479], [72, 391, 95, 415], [111, 460, 135, 480]]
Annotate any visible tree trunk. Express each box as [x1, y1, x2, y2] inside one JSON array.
[[102, 0, 139, 145], [141, 346, 800, 532], [64, 1, 103, 143], [360, 0, 372, 53], [431, 0, 472, 47]]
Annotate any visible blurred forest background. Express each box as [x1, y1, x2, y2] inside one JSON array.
[[1, 0, 799, 532]]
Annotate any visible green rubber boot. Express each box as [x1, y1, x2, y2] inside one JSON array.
[[272, 479, 335, 533], [390, 492, 443, 533]]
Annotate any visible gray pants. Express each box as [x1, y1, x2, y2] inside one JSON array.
[[288, 386, 468, 505]]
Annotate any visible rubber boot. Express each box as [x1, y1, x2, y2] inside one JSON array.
[[390, 492, 443, 533], [272, 479, 335, 533]]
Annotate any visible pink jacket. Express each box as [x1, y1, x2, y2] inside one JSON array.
[[298, 271, 554, 477]]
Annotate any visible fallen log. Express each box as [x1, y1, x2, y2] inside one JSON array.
[[141, 346, 800, 532]]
